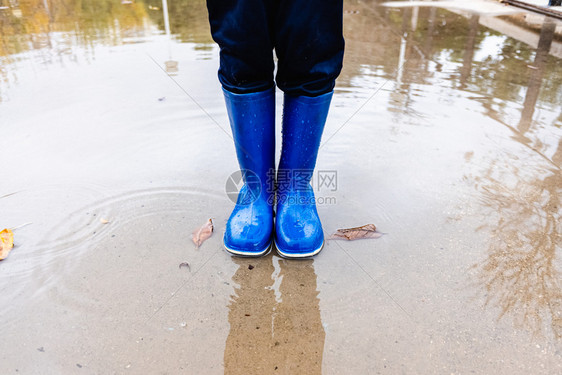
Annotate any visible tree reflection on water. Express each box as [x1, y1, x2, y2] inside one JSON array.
[[474, 159, 561, 339], [0, 0, 149, 57], [469, 16, 561, 340]]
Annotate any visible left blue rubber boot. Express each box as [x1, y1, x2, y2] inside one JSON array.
[[275, 92, 333, 258], [223, 88, 276, 257]]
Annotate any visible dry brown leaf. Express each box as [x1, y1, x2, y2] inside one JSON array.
[[192, 219, 213, 248], [0, 228, 15, 260], [329, 224, 383, 241]]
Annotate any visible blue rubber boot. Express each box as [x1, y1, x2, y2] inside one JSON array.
[[275, 91, 333, 258], [223, 87, 275, 257]]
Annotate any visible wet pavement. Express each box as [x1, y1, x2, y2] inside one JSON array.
[[1, 0, 561, 373]]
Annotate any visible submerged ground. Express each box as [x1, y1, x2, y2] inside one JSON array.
[[1, 0, 561, 373]]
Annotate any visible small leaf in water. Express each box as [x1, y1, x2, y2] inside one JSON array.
[[179, 262, 190, 271], [330, 224, 383, 241], [0, 228, 14, 260], [192, 219, 213, 248]]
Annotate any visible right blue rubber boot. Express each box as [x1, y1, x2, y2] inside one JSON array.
[[274, 92, 333, 258], [223, 87, 275, 257]]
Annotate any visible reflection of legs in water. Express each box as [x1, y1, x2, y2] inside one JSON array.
[[271, 258, 325, 373], [224, 254, 325, 374], [224, 254, 277, 374]]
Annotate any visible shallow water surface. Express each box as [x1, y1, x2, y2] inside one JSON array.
[[0, 0, 561, 373]]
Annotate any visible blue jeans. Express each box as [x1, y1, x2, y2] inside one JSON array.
[[206, 0, 345, 96]]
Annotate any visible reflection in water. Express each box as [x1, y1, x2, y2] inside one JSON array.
[[0, 0, 149, 58], [459, 14, 479, 89], [468, 15, 561, 331], [161, 0, 178, 74], [157, 0, 212, 43], [0, 0, 218, 102], [342, 1, 562, 339], [0, 0, 150, 101], [224, 254, 324, 374], [473, 160, 562, 339], [3, 0, 561, 122], [518, 17, 557, 133], [457, 16, 562, 340]]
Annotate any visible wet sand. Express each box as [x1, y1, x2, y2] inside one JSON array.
[[1, 0, 561, 373]]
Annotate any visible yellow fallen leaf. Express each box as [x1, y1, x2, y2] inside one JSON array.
[[0, 228, 15, 260]]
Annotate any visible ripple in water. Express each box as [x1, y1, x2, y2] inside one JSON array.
[[0, 186, 226, 325]]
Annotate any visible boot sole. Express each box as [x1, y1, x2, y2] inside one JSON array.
[[223, 240, 273, 258], [274, 240, 324, 259]]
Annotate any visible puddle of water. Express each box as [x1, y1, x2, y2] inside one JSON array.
[[0, 0, 561, 373]]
